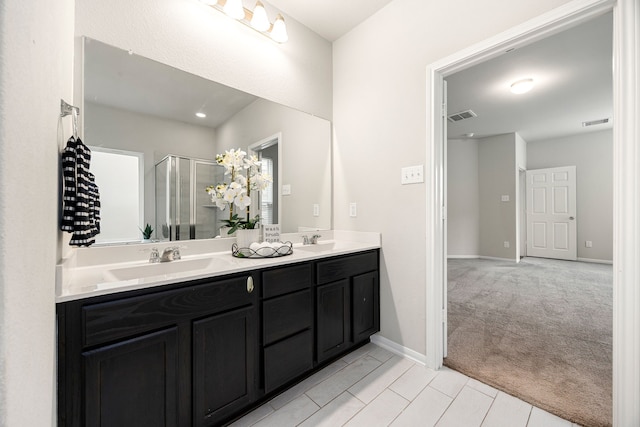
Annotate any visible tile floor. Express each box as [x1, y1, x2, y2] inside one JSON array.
[[230, 343, 582, 427]]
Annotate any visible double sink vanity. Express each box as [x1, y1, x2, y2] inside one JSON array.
[[56, 231, 381, 426]]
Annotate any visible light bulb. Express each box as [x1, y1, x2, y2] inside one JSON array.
[[510, 78, 534, 94], [251, 1, 270, 32], [223, 0, 245, 20], [271, 14, 288, 43]]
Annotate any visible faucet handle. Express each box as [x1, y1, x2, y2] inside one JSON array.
[[311, 234, 321, 244], [149, 247, 160, 263], [172, 247, 181, 260]]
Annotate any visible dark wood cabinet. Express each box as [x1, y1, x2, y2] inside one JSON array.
[[316, 279, 351, 362], [261, 264, 314, 393], [83, 327, 180, 427], [58, 250, 379, 426], [193, 306, 256, 426], [58, 273, 257, 427], [315, 251, 380, 363], [352, 271, 380, 343]]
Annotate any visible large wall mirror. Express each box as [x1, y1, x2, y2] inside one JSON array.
[[81, 37, 332, 244]]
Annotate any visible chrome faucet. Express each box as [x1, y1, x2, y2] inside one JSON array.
[[149, 247, 160, 263], [303, 234, 322, 245], [160, 246, 181, 262]]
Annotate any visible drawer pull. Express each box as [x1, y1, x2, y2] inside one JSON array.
[[247, 276, 254, 293]]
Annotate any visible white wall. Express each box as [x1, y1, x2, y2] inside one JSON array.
[[216, 98, 332, 232], [85, 102, 217, 235], [527, 129, 613, 261], [447, 139, 480, 256], [75, 0, 332, 120], [333, 0, 572, 354], [0, 0, 74, 425], [479, 134, 518, 259]]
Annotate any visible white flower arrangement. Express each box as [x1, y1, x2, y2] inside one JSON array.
[[206, 148, 272, 233]]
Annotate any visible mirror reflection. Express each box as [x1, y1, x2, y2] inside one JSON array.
[[83, 37, 332, 244]]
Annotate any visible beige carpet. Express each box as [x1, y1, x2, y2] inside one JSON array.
[[445, 257, 612, 427]]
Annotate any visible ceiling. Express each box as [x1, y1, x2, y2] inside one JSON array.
[[446, 12, 613, 142], [267, 0, 394, 41]]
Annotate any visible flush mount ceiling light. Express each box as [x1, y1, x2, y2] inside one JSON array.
[[510, 78, 534, 94], [195, 112, 207, 118], [199, 0, 288, 43]]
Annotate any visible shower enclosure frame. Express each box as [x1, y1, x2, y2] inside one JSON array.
[[156, 154, 220, 241]]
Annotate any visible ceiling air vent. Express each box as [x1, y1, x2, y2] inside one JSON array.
[[447, 109, 477, 123], [582, 118, 610, 127]]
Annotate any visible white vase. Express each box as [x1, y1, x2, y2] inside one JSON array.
[[220, 226, 237, 237], [236, 228, 260, 249]]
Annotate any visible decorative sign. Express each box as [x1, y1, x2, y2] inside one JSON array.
[[263, 224, 281, 243]]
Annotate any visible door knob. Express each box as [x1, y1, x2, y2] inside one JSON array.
[[569, 216, 575, 220]]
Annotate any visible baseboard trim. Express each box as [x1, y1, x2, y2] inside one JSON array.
[[370, 334, 427, 366], [447, 255, 516, 262], [577, 257, 613, 265], [447, 255, 480, 259]]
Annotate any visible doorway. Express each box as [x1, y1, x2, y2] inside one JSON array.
[[249, 133, 282, 226], [425, 0, 640, 424]]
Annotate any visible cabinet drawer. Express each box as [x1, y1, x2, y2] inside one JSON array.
[[263, 289, 312, 345], [316, 251, 378, 285], [262, 263, 311, 298], [82, 275, 255, 347], [264, 330, 313, 393]]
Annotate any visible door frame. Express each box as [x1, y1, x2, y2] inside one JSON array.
[[425, 0, 640, 424]]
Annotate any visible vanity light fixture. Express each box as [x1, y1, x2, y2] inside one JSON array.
[[251, 1, 270, 32], [223, 0, 245, 20], [199, 0, 288, 43], [510, 78, 534, 94], [270, 14, 288, 43], [196, 112, 207, 118]]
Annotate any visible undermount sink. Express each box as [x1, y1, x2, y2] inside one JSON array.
[[296, 241, 341, 252], [103, 257, 222, 282]]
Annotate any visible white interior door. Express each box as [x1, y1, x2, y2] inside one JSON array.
[[526, 166, 577, 260]]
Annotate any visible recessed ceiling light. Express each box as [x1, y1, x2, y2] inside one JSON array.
[[196, 112, 207, 118], [510, 78, 534, 94]]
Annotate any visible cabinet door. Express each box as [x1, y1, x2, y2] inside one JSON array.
[[193, 306, 257, 426], [83, 327, 179, 427], [352, 271, 380, 343], [316, 279, 351, 363]]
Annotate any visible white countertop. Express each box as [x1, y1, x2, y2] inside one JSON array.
[[56, 230, 381, 302]]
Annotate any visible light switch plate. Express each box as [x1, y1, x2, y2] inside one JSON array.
[[313, 204, 319, 217], [349, 203, 357, 217], [401, 165, 424, 184], [501, 195, 510, 202], [282, 184, 291, 195]]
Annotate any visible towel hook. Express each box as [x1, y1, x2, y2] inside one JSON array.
[[60, 99, 80, 139]]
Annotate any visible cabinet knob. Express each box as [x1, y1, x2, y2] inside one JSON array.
[[363, 297, 367, 302], [247, 276, 254, 293]]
